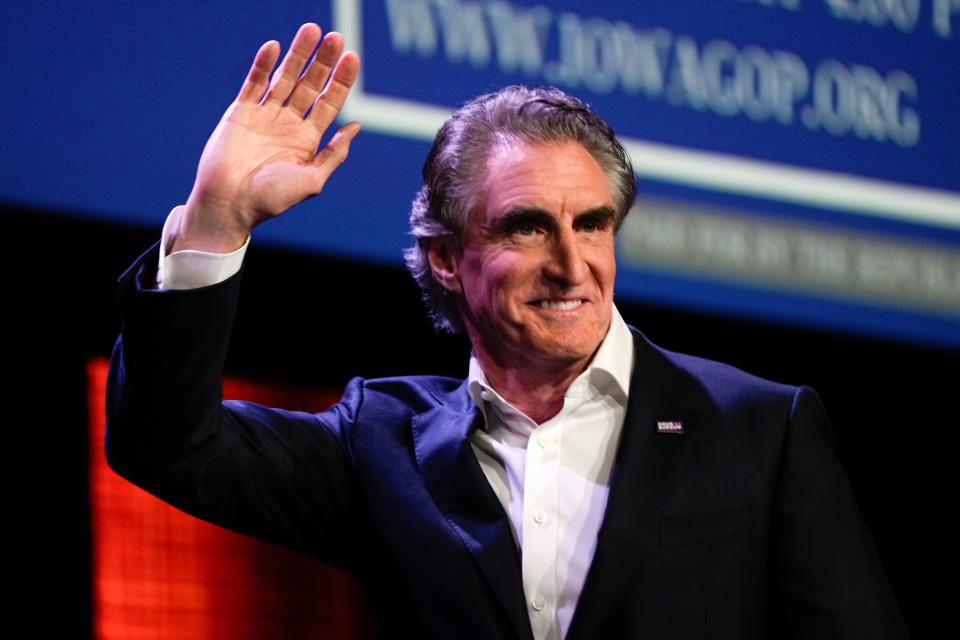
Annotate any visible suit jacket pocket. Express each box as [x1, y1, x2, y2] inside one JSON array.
[[659, 498, 756, 547]]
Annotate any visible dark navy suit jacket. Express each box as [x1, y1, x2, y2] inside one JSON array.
[[106, 241, 909, 639]]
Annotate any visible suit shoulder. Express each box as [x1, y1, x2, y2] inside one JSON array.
[[354, 374, 467, 415], [631, 327, 802, 411], [334, 375, 470, 460]]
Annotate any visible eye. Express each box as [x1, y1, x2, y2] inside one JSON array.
[[514, 222, 537, 236], [579, 217, 606, 233], [506, 218, 544, 238]]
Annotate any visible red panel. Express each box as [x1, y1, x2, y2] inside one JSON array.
[[88, 358, 377, 640]]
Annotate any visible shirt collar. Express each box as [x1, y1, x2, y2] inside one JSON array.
[[467, 304, 634, 418]]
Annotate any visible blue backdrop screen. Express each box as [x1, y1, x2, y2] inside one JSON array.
[[3, 0, 958, 346]]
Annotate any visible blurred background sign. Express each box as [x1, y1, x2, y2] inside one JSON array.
[[3, 0, 958, 345]]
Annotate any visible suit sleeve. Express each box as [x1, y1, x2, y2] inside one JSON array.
[[767, 386, 910, 639], [104, 240, 364, 572]]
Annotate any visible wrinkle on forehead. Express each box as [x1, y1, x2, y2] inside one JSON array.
[[478, 140, 614, 217]]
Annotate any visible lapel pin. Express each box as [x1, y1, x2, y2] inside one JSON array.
[[657, 421, 684, 434]]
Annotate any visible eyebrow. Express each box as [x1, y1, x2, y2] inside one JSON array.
[[576, 206, 617, 226], [489, 205, 617, 233]]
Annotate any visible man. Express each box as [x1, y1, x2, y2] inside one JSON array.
[[106, 23, 908, 639]]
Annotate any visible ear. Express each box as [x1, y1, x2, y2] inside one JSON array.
[[426, 237, 463, 295]]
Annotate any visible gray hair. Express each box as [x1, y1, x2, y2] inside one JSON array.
[[403, 85, 636, 334]]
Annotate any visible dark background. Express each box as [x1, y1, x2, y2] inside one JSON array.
[[9, 201, 953, 638]]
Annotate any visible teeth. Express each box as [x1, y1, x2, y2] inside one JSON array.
[[538, 300, 583, 310]]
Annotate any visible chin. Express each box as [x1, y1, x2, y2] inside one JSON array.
[[525, 338, 599, 365]]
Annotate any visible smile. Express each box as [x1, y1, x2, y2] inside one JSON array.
[[535, 299, 584, 310]]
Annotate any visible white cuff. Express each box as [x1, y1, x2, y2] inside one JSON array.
[[157, 205, 250, 290]]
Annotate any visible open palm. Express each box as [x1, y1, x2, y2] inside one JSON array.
[[175, 23, 361, 253]]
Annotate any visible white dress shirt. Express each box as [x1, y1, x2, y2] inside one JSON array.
[[467, 309, 632, 640], [156, 205, 250, 290], [156, 208, 635, 640]]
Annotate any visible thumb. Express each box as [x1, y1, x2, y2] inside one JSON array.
[[312, 122, 362, 184]]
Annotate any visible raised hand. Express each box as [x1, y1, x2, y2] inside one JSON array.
[[170, 23, 361, 253]]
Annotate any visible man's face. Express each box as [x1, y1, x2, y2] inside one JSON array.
[[442, 139, 618, 373]]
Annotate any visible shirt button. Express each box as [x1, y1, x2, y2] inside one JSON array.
[[480, 390, 493, 402], [531, 596, 546, 612], [536, 433, 549, 448], [533, 509, 549, 525]]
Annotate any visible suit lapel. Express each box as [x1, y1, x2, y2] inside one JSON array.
[[411, 382, 534, 640], [566, 329, 704, 640]]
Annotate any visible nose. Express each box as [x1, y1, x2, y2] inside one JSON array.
[[543, 227, 588, 289]]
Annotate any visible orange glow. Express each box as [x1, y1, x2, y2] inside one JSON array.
[[88, 358, 376, 639]]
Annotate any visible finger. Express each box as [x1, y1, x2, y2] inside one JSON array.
[[310, 121, 362, 188], [237, 40, 280, 103], [286, 32, 345, 116], [308, 51, 361, 133], [261, 23, 323, 107]]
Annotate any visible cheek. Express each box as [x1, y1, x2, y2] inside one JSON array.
[[593, 248, 617, 290], [464, 250, 541, 317], [486, 255, 530, 291], [465, 263, 513, 315]]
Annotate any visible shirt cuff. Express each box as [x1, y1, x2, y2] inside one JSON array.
[[157, 205, 250, 290]]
